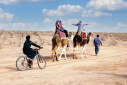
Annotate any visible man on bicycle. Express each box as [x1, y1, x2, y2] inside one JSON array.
[[23, 35, 42, 68]]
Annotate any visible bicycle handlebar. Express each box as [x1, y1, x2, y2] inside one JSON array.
[[34, 47, 43, 51]]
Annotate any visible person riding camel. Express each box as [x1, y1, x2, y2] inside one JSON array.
[[55, 19, 69, 47], [72, 21, 91, 39], [55, 19, 69, 39]]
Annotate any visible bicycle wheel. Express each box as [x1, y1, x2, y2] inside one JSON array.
[[16, 56, 28, 71], [37, 55, 46, 69]]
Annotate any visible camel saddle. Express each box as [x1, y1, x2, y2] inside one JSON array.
[[81, 32, 86, 39], [55, 29, 66, 38], [77, 31, 86, 39]]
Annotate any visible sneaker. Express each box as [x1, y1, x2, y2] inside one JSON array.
[[67, 44, 69, 47], [28, 60, 33, 68], [29, 64, 33, 68], [67, 41, 69, 47]]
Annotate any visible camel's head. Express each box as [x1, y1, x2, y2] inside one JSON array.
[[87, 32, 92, 39], [69, 32, 74, 41], [87, 32, 92, 44]]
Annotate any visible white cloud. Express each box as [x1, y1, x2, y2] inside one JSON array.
[[42, 9, 47, 13], [33, 23, 38, 27], [43, 4, 113, 17], [0, 0, 60, 5], [42, 4, 84, 16], [0, 22, 38, 30], [0, 23, 11, 29], [0, 8, 14, 22], [46, 10, 64, 16], [12, 23, 26, 28], [0, 0, 17, 5], [86, 0, 127, 11], [12, 23, 38, 28], [82, 9, 112, 17], [117, 23, 127, 27], [63, 19, 80, 25], [43, 18, 53, 23], [94, 11, 112, 17], [60, 19, 100, 32]]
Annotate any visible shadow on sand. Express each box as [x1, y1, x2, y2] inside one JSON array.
[[102, 73, 127, 79]]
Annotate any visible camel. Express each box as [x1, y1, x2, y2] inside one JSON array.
[[52, 32, 73, 62], [73, 32, 92, 59]]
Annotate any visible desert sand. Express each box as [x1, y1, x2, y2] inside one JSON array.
[[0, 30, 127, 85]]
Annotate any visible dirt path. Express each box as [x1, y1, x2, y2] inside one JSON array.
[[0, 47, 127, 85]]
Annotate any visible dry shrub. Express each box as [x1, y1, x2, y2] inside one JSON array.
[[109, 33, 127, 41], [9, 40, 16, 44], [46, 40, 52, 45], [18, 42, 22, 47], [0, 30, 5, 35], [0, 45, 2, 49], [109, 39, 118, 46], [10, 34, 13, 38], [0, 42, 2, 49], [101, 36, 106, 41], [34, 41, 39, 44], [38, 36, 45, 45], [20, 33, 26, 37], [33, 31, 39, 36], [109, 34, 113, 38]]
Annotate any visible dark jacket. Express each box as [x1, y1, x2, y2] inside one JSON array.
[[23, 40, 40, 55]]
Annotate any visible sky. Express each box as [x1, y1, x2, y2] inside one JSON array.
[[0, 0, 127, 33]]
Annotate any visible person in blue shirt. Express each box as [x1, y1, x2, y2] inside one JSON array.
[[93, 35, 102, 56]]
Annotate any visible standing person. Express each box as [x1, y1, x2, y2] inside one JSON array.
[[93, 35, 102, 56], [23, 35, 42, 68], [72, 21, 90, 38]]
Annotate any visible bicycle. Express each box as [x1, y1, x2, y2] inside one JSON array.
[[16, 48, 46, 71]]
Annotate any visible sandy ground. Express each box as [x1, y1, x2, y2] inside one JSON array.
[[0, 32, 127, 85]]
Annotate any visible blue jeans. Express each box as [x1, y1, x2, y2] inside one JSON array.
[[95, 45, 100, 55]]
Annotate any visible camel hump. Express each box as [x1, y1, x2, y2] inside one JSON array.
[[54, 34, 59, 38], [53, 34, 61, 43], [73, 35, 82, 43]]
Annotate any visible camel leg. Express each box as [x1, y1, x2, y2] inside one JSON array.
[[52, 45, 56, 62], [84, 45, 87, 58], [59, 45, 67, 61], [81, 45, 87, 58], [64, 45, 68, 60], [73, 46, 78, 59], [52, 49, 55, 62], [81, 46, 85, 58], [59, 48, 64, 61], [55, 47, 60, 61], [73, 48, 76, 59]]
